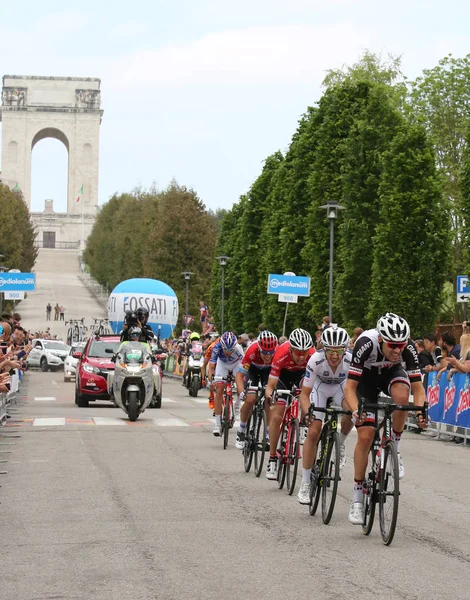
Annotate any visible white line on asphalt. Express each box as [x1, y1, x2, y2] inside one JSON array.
[[152, 418, 190, 427], [193, 398, 209, 404], [33, 418, 66, 426], [92, 417, 127, 426], [51, 380, 59, 387], [162, 397, 177, 403], [34, 397, 57, 402]]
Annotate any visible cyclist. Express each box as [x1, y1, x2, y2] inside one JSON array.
[[264, 328, 315, 480], [344, 312, 427, 525], [206, 332, 244, 437], [297, 326, 351, 504], [235, 330, 278, 450], [201, 335, 220, 410]]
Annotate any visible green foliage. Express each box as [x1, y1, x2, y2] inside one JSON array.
[[368, 123, 451, 334], [0, 183, 38, 272], [85, 182, 217, 327]]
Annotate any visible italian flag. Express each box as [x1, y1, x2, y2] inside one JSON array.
[[13, 183, 19, 191], [76, 184, 84, 203]]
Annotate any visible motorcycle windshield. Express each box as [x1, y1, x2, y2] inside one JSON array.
[[121, 342, 148, 364]]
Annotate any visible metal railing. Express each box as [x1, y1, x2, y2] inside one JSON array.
[[78, 270, 109, 309], [35, 241, 80, 249]]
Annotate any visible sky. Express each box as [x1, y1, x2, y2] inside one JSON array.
[[0, 0, 469, 213]]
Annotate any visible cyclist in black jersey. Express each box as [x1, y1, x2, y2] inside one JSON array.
[[344, 313, 427, 525]]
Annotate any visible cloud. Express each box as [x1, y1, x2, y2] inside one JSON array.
[[34, 11, 90, 31], [109, 20, 149, 39], [109, 23, 371, 88]]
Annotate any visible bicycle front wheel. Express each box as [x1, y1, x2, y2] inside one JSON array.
[[362, 450, 378, 536], [321, 431, 340, 524], [379, 441, 400, 546], [277, 422, 288, 489], [286, 418, 300, 496], [243, 415, 254, 473], [309, 438, 324, 516], [254, 409, 267, 478], [223, 399, 231, 449]]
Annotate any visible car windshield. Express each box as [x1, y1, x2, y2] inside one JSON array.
[[45, 342, 69, 351], [88, 340, 121, 358]]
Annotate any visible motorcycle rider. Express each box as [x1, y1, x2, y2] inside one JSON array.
[[109, 327, 151, 398], [120, 307, 155, 344], [183, 331, 204, 387]]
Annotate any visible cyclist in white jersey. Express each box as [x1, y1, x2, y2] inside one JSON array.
[[297, 326, 351, 504]]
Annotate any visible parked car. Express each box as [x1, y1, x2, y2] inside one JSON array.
[[63, 342, 86, 382], [75, 335, 121, 407], [26, 339, 71, 372]]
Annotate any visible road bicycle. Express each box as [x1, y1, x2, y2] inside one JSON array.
[[221, 371, 236, 449], [275, 386, 301, 496], [308, 400, 352, 524], [360, 399, 428, 546], [66, 318, 88, 344], [90, 317, 112, 336], [243, 380, 267, 477]]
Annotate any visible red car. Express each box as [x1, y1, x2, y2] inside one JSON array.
[[75, 335, 121, 407]]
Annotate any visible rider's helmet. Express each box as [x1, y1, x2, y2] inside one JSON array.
[[376, 313, 410, 343], [189, 332, 201, 341], [258, 330, 278, 352], [136, 307, 149, 325], [289, 328, 313, 351], [321, 325, 350, 348], [220, 331, 237, 352], [128, 326, 142, 340]]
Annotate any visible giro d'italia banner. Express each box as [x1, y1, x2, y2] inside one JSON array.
[[426, 371, 470, 428], [107, 278, 179, 339]]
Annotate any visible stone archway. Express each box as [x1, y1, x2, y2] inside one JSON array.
[[0, 75, 103, 216]]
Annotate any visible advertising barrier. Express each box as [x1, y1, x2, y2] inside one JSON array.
[[426, 371, 470, 429]]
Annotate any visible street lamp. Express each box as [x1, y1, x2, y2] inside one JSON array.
[[320, 201, 345, 321], [216, 255, 230, 332], [181, 271, 194, 328]]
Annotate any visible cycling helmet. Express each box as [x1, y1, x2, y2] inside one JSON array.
[[289, 328, 313, 351], [258, 330, 278, 352], [129, 326, 142, 339], [220, 331, 237, 352], [136, 307, 149, 323], [321, 326, 350, 348], [189, 332, 201, 341], [376, 313, 410, 343]]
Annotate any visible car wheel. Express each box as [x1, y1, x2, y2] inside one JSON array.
[[40, 357, 48, 372]]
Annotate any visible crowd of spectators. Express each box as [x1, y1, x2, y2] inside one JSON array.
[[0, 312, 33, 394]]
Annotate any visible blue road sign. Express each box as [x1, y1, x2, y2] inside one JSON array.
[[267, 273, 310, 297], [457, 275, 469, 294], [0, 273, 35, 291]]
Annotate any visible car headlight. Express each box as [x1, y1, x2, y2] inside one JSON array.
[[83, 364, 99, 374]]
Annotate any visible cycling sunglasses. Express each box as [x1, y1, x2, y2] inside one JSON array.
[[385, 341, 407, 350], [260, 349, 276, 356], [324, 347, 345, 356]]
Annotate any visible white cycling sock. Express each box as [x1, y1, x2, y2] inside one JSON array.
[[392, 430, 402, 453], [239, 421, 247, 430], [302, 468, 311, 484], [215, 415, 221, 427], [353, 480, 364, 503], [339, 432, 348, 446]]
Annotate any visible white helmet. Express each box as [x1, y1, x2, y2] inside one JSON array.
[[321, 326, 350, 348], [289, 328, 313, 351], [376, 313, 410, 343]]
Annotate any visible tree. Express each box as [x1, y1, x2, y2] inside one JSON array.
[[368, 123, 451, 334]]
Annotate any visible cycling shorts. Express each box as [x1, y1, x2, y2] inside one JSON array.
[[356, 364, 410, 427], [244, 366, 270, 392], [214, 359, 241, 384], [309, 380, 345, 422], [275, 370, 305, 405]]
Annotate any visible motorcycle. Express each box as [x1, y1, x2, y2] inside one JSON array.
[[150, 347, 167, 408], [111, 342, 155, 421], [185, 342, 204, 397]]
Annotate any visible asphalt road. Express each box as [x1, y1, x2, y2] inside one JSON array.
[[0, 372, 469, 600]]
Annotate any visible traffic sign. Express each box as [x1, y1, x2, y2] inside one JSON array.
[[457, 293, 469, 303], [4, 291, 25, 300], [278, 293, 298, 304], [0, 273, 35, 291], [267, 274, 310, 297], [457, 275, 469, 294]]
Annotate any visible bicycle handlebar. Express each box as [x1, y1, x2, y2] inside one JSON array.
[[308, 404, 353, 417], [358, 401, 428, 421]]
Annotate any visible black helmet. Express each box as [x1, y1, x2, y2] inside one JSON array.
[[136, 307, 149, 323]]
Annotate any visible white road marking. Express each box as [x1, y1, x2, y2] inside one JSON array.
[[51, 380, 59, 387], [34, 397, 57, 402], [33, 418, 66, 426], [92, 417, 127, 426], [162, 397, 176, 403], [152, 418, 189, 427], [193, 398, 209, 404]]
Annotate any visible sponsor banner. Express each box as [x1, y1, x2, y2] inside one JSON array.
[[4, 291, 25, 300], [426, 371, 470, 428], [0, 273, 35, 291], [267, 274, 310, 297]]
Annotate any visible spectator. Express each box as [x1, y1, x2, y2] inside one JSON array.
[[320, 316, 331, 331], [441, 331, 461, 361], [349, 327, 364, 350], [258, 323, 267, 332], [423, 334, 443, 374], [279, 335, 288, 344], [46, 303, 52, 321], [54, 303, 60, 321], [60, 305, 65, 321], [446, 333, 470, 445], [199, 301, 210, 333], [238, 333, 250, 350], [415, 339, 433, 374]]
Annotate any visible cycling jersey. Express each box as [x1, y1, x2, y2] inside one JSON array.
[[269, 341, 315, 380], [204, 339, 219, 362], [303, 350, 351, 387], [238, 341, 273, 373], [348, 329, 421, 383], [209, 342, 245, 366]]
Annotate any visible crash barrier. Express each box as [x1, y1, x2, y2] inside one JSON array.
[[0, 391, 8, 424], [0, 368, 22, 425], [164, 354, 186, 377]]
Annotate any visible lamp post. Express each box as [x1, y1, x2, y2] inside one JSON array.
[[217, 255, 230, 332], [320, 201, 345, 321], [181, 271, 194, 329]]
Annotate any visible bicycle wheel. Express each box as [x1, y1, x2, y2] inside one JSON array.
[[309, 438, 324, 516], [277, 422, 288, 490], [286, 418, 300, 496], [223, 398, 231, 449], [321, 431, 340, 524], [362, 451, 378, 536], [254, 408, 267, 478], [379, 440, 400, 546], [243, 415, 254, 473]]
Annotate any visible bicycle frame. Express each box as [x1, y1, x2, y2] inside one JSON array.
[[276, 386, 301, 466]]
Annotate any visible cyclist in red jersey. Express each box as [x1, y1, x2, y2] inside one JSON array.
[[264, 328, 315, 480]]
